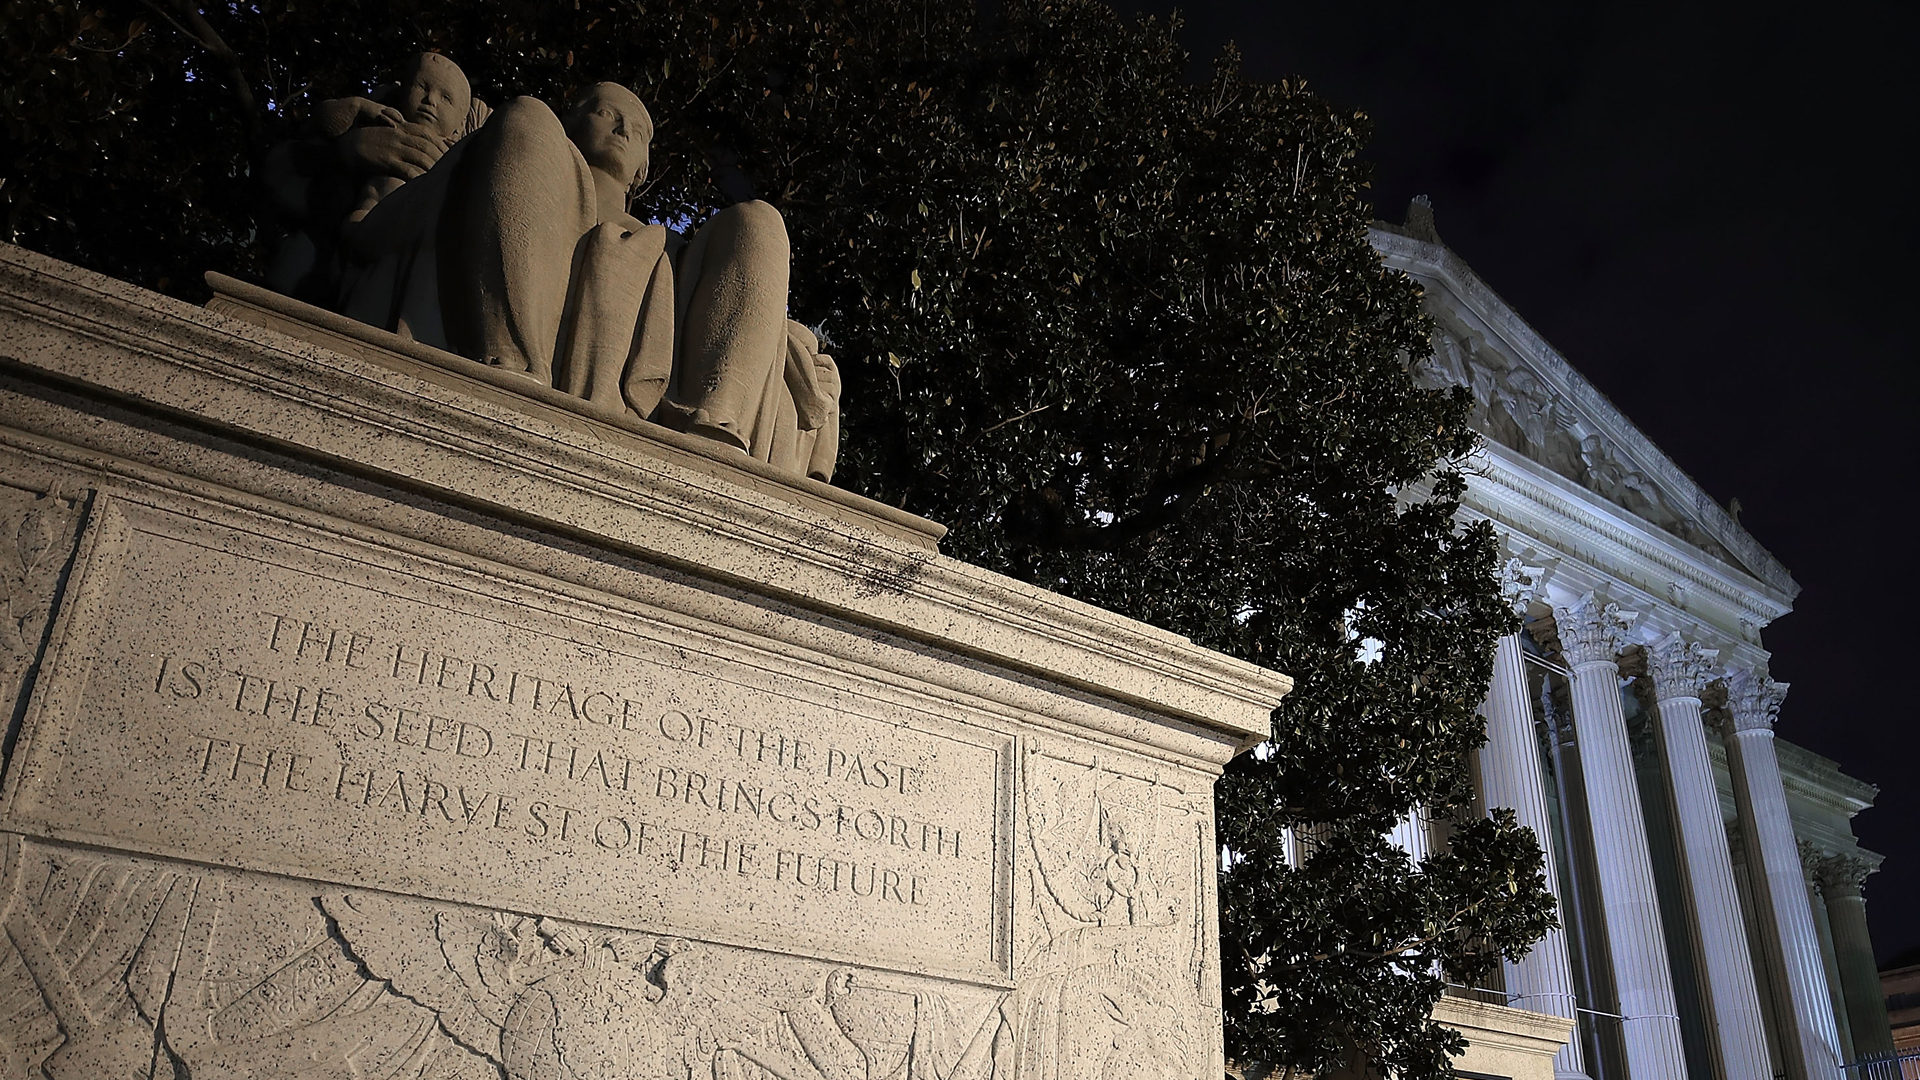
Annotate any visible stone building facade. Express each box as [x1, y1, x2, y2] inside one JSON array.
[[1372, 204, 1891, 1080]]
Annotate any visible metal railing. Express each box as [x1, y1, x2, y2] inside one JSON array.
[[1841, 1049, 1920, 1080]]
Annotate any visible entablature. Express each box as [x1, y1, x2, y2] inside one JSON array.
[[1461, 438, 1791, 660]]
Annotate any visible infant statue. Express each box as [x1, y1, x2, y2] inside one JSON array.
[[265, 54, 840, 482]]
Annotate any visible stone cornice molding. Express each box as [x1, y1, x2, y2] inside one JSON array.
[[1724, 669, 1788, 735], [1647, 632, 1719, 702], [1775, 739, 1880, 809], [1370, 226, 1797, 600], [1500, 557, 1546, 617], [1553, 593, 1637, 667]]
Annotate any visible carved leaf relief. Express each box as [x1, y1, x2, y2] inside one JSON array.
[[0, 834, 196, 1080], [0, 485, 87, 715]]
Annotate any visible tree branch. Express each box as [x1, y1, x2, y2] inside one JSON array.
[[1006, 429, 1239, 552], [139, 0, 261, 146]]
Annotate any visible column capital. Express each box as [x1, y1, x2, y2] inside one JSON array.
[[1500, 557, 1546, 617], [1646, 632, 1719, 701], [1815, 853, 1875, 899], [1725, 668, 1789, 734], [1798, 838, 1825, 885], [1553, 592, 1637, 667]]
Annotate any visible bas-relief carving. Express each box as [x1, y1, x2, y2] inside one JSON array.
[[0, 491, 1230, 1077], [1009, 745, 1214, 1080], [0, 483, 87, 720], [0, 834, 1019, 1080], [0, 451, 1231, 1077], [265, 54, 839, 481], [1416, 322, 1736, 566], [0, 745, 1220, 1079]]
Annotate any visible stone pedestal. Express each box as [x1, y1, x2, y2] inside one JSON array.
[[1433, 997, 1579, 1080], [0, 246, 1287, 1079]]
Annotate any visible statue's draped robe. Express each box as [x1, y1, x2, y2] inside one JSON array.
[[337, 136, 467, 351]]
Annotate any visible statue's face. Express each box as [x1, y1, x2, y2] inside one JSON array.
[[398, 53, 470, 139], [566, 84, 652, 189]]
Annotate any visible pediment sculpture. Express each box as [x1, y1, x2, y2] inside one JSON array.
[[1418, 325, 1739, 566], [263, 54, 840, 482]]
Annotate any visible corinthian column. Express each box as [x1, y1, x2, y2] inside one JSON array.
[[1480, 629, 1590, 1079], [1646, 634, 1772, 1080], [1817, 855, 1895, 1059], [1554, 595, 1688, 1080], [1724, 670, 1844, 1080]]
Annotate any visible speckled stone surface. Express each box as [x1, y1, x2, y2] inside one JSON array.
[[0, 244, 1287, 1080]]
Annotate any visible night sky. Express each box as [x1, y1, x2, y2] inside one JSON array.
[[1113, 0, 1919, 963]]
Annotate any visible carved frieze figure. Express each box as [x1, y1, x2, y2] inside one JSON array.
[[1421, 319, 1744, 565], [265, 55, 841, 481]]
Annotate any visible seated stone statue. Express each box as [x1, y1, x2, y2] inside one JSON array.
[[281, 63, 840, 481]]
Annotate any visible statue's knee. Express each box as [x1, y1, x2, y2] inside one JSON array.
[[727, 199, 783, 225], [488, 96, 567, 149], [713, 199, 790, 261]]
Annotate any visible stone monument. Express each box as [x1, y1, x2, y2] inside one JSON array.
[[0, 56, 1288, 1080]]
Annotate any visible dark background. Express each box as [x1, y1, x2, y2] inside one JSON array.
[[1115, 0, 1919, 963]]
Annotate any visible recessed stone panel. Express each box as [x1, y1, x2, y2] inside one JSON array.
[[1, 498, 1013, 984]]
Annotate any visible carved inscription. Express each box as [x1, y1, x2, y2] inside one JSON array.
[[1, 506, 1010, 982]]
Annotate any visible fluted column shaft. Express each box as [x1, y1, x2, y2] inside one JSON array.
[[1820, 860, 1895, 1059], [1557, 597, 1688, 1080], [1724, 670, 1843, 1080], [1809, 868, 1857, 1061], [1387, 810, 1431, 862], [1480, 633, 1589, 1079], [1647, 636, 1772, 1080]]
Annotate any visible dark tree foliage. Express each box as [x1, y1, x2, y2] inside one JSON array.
[[1, 0, 1557, 1074]]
